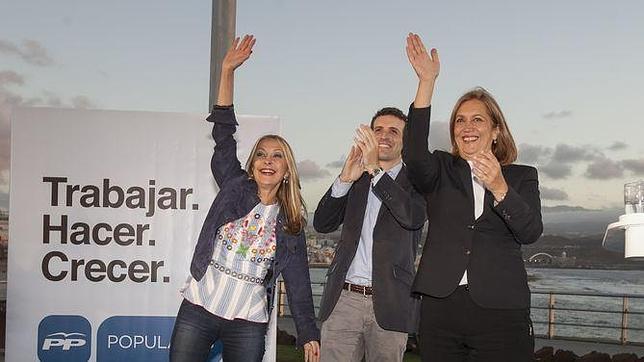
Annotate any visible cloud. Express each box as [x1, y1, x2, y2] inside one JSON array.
[[540, 186, 568, 201], [539, 162, 572, 180], [428, 120, 451, 151], [550, 144, 598, 163], [326, 157, 345, 169], [518, 143, 552, 164], [607, 141, 628, 151], [296, 159, 331, 181], [622, 159, 644, 175], [543, 110, 572, 119], [542, 205, 596, 213], [585, 157, 624, 180], [71, 95, 96, 109], [0, 191, 8, 211], [0, 39, 54, 66], [0, 70, 25, 86]]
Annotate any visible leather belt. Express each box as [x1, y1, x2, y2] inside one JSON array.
[[343, 282, 373, 296]]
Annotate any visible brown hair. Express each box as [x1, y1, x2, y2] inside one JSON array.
[[449, 87, 517, 165], [245, 135, 307, 234]]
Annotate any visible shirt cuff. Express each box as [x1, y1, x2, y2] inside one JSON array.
[[331, 177, 353, 198]]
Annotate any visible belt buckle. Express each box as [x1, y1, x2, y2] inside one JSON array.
[[362, 285, 367, 298]]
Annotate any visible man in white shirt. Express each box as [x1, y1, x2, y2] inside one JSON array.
[[313, 107, 427, 362]]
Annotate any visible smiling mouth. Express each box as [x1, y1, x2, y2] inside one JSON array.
[[259, 168, 276, 175], [378, 143, 392, 149], [462, 136, 479, 143]]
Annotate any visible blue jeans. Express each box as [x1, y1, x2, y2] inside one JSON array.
[[170, 299, 268, 362]]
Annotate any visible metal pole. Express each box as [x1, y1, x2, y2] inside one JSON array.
[[621, 296, 629, 344], [548, 293, 556, 339], [209, 0, 236, 111]]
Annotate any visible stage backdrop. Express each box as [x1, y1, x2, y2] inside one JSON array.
[[7, 107, 280, 362]]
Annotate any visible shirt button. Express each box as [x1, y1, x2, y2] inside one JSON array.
[[464, 248, 471, 255]]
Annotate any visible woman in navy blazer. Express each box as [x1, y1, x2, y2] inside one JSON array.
[[170, 35, 320, 362], [402, 34, 543, 361]]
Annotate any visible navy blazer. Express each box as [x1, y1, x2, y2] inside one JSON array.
[[189, 106, 319, 346], [403, 105, 543, 309]]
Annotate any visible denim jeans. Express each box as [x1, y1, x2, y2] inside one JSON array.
[[169, 299, 268, 362]]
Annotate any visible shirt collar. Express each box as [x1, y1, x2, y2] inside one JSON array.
[[385, 161, 404, 179]]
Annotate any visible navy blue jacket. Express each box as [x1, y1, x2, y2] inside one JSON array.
[[189, 106, 319, 346]]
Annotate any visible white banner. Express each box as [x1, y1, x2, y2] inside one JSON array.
[[7, 107, 280, 361]]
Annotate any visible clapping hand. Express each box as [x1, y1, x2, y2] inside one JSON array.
[[471, 150, 509, 201], [354, 125, 379, 174], [339, 145, 363, 183]]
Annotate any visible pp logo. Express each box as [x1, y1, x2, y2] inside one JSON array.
[[38, 315, 91, 362]]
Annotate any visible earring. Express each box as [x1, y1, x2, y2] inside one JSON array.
[[493, 139, 497, 144], [283, 176, 289, 184]]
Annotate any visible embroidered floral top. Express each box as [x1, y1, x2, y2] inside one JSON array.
[[182, 202, 279, 322]]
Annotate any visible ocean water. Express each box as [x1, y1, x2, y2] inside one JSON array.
[[304, 267, 644, 344]]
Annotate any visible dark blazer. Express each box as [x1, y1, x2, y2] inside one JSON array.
[[189, 105, 319, 346], [314, 168, 426, 333], [403, 105, 543, 310]]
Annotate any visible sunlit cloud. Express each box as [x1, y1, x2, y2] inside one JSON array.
[[0, 39, 54, 66], [543, 110, 572, 120], [585, 157, 624, 180], [326, 157, 345, 169], [607, 141, 628, 151], [297, 159, 331, 181], [621, 158, 644, 175], [539, 162, 572, 180], [540, 186, 569, 201]]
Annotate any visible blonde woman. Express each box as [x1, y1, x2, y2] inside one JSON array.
[[170, 35, 320, 362]]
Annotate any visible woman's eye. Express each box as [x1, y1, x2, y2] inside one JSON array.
[[273, 153, 284, 159]]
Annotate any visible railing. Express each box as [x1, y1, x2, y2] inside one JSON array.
[[276, 281, 644, 346], [530, 290, 644, 346]]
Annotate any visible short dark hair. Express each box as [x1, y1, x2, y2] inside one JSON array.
[[370, 107, 407, 128]]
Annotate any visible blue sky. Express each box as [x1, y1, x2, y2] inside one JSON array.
[[1, 0, 643, 211]]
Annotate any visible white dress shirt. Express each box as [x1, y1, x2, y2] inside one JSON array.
[[330, 161, 404, 286]]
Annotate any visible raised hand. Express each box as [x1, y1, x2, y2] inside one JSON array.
[[339, 145, 364, 183], [216, 35, 256, 106], [471, 150, 509, 201], [406, 33, 440, 82], [222, 35, 256, 72]]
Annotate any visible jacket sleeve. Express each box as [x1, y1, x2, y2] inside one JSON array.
[[493, 166, 543, 244], [206, 105, 246, 188], [280, 233, 320, 346], [313, 185, 349, 233], [402, 104, 441, 194], [372, 173, 427, 230]]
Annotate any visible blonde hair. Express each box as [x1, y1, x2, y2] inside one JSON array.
[[245, 135, 307, 234], [449, 87, 518, 166]]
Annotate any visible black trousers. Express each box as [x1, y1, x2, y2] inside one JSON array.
[[419, 285, 534, 362]]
